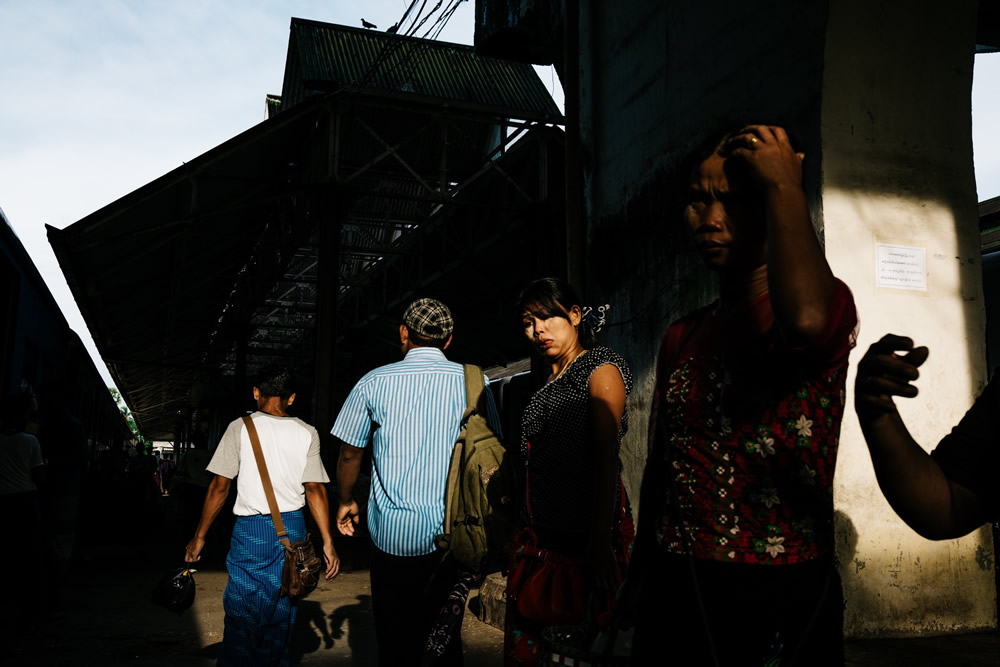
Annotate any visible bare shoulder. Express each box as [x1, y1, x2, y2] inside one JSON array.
[[589, 363, 626, 396]]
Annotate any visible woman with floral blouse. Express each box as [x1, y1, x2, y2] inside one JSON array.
[[618, 125, 858, 666]]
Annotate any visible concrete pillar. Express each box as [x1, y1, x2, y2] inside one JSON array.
[[822, 0, 994, 636], [576, 0, 994, 639]]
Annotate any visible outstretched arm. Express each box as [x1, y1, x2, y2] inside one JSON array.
[[728, 125, 836, 345], [855, 334, 985, 539], [305, 482, 340, 579], [185, 475, 231, 562]]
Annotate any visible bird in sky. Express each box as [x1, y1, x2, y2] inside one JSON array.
[[361, 18, 377, 29]]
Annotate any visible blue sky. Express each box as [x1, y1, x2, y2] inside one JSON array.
[[0, 0, 997, 390]]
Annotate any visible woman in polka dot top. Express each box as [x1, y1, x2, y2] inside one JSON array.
[[503, 277, 634, 665]]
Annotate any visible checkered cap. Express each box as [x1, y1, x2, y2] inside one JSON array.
[[402, 298, 454, 341]]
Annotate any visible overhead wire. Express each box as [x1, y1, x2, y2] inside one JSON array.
[[404, 0, 429, 36], [425, 0, 464, 40], [340, 0, 449, 97], [327, 0, 466, 100], [359, 0, 463, 97], [407, 0, 442, 36], [393, 0, 464, 85], [396, 0, 421, 30]]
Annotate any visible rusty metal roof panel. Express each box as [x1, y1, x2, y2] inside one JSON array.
[[281, 18, 562, 121]]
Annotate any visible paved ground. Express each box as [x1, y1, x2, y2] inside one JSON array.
[[6, 538, 503, 667], [6, 500, 1000, 666], [11, 540, 1000, 666], [845, 633, 1000, 667]]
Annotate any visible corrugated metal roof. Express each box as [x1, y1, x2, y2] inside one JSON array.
[[280, 18, 562, 122], [979, 195, 1000, 251], [981, 194, 1000, 221]]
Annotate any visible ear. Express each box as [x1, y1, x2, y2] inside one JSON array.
[[286, 392, 296, 407], [399, 324, 409, 345], [252, 386, 261, 400], [567, 305, 583, 327], [442, 334, 453, 350]]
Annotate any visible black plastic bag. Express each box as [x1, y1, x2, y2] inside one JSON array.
[[152, 567, 197, 614]]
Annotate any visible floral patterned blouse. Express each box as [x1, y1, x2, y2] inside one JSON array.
[[650, 280, 857, 565]]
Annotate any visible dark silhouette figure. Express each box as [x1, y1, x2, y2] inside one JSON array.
[[36, 384, 89, 614], [0, 390, 46, 637]]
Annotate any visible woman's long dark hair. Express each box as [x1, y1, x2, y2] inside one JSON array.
[[515, 277, 598, 349]]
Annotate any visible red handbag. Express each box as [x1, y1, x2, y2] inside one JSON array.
[[507, 528, 588, 626], [507, 439, 588, 626], [506, 438, 631, 628]]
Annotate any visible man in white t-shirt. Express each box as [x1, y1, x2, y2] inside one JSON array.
[[185, 366, 339, 666], [0, 392, 45, 500]]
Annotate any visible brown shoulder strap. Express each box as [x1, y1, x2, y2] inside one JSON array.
[[242, 416, 291, 547]]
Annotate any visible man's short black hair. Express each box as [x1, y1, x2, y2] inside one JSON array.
[[255, 365, 296, 399], [407, 329, 449, 349]]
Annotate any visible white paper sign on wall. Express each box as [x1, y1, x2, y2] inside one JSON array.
[[875, 244, 927, 291]]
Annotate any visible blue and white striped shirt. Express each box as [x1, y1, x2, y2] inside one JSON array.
[[331, 347, 502, 556]]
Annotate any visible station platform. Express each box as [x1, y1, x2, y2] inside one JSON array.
[[7, 517, 1000, 665], [6, 530, 504, 666]]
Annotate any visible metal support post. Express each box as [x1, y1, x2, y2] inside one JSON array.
[[313, 191, 341, 433]]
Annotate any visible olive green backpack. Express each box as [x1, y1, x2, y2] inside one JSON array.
[[435, 364, 517, 572]]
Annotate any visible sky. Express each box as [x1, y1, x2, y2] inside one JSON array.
[[0, 0, 556, 390], [0, 1, 998, 392]]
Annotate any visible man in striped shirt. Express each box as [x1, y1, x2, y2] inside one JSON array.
[[332, 298, 500, 666]]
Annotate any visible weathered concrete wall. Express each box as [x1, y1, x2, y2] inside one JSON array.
[[821, 0, 995, 636], [579, 0, 995, 638]]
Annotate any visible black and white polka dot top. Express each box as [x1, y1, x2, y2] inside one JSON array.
[[519, 345, 634, 534]]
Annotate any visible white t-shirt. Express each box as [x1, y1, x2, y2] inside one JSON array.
[[0, 432, 44, 495], [207, 412, 329, 516]]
